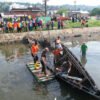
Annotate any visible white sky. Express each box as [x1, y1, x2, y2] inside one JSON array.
[[3, 0, 100, 6]]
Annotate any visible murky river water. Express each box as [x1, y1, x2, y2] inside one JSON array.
[[0, 41, 100, 100]]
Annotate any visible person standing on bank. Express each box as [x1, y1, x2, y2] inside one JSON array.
[[81, 43, 88, 56], [31, 40, 39, 63], [51, 20, 54, 30], [41, 48, 49, 76]]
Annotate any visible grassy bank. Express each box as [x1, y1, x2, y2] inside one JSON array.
[[53, 19, 100, 30], [88, 19, 100, 27], [63, 19, 100, 28]]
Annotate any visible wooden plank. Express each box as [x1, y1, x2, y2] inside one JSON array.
[[40, 77, 54, 82], [61, 74, 82, 82], [26, 62, 54, 83]]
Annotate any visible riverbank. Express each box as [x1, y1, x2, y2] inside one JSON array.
[[0, 27, 100, 44]]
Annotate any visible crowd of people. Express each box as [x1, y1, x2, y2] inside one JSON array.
[[0, 15, 89, 33], [30, 36, 73, 76], [30, 36, 88, 76], [0, 16, 64, 33]]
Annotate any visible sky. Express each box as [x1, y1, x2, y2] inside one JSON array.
[[2, 0, 100, 6]]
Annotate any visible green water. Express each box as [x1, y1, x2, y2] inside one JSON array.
[[0, 42, 98, 100]]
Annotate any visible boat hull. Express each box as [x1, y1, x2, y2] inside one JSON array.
[[56, 74, 100, 100]]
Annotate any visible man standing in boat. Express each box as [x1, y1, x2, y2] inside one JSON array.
[[55, 36, 61, 45], [52, 36, 64, 68], [41, 47, 49, 76], [55, 36, 63, 55], [81, 43, 88, 56], [31, 40, 39, 63]]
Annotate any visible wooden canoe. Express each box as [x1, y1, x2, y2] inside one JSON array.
[[49, 45, 100, 100]]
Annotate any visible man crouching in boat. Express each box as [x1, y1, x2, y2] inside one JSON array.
[[31, 40, 39, 64], [56, 57, 72, 75], [41, 47, 49, 76]]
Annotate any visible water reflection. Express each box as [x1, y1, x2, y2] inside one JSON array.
[[80, 55, 87, 67], [33, 83, 48, 96], [0, 45, 14, 60], [0, 43, 29, 62]]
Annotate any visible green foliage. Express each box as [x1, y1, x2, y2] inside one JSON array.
[[0, 2, 10, 12], [56, 8, 68, 15], [43, 19, 100, 30], [58, 19, 100, 28], [88, 19, 100, 27], [90, 8, 100, 16]]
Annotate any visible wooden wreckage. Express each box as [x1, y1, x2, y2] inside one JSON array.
[[26, 62, 54, 83], [51, 45, 100, 100], [27, 38, 100, 99]]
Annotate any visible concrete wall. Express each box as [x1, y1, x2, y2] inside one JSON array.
[[0, 27, 100, 43]]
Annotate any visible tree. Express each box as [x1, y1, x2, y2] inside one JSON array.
[[90, 8, 100, 16], [56, 8, 68, 15], [0, 2, 10, 12]]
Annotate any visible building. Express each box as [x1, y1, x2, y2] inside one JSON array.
[[96, 15, 100, 20], [68, 11, 89, 18], [47, 8, 58, 16], [9, 3, 27, 10], [4, 6, 44, 18]]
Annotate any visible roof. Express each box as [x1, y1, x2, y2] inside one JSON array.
[[57, 16, 70, 21], [71, 10, 89, 14], [4, 12, 44, 18], [32, 7, 41, 11], [11, 7, 42, 11]]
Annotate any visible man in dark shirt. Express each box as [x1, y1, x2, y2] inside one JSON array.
[[41, 48, 49, 76]]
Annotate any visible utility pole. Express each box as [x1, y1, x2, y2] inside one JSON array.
[[43, 0, 49, 16], [74, 0, 77, 11]]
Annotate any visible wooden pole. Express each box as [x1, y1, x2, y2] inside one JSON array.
[[43, 0, 49, 16]]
